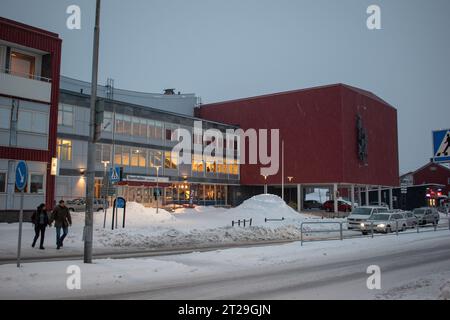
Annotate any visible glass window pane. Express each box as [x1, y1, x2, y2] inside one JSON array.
[[33, 112, 48, 133], [18, 110, 32, 131], [30, 174, 44, 194], [0, 172, 6, 193], [122, 147, 130, 166], [0, 107, 10, 129]]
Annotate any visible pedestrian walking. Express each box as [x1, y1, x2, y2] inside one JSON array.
[[31, 203, 50, 250], [50, 200, 72, 250]]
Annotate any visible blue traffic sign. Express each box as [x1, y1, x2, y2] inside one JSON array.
[[433, 129, 450, 163], [116, 197, 126, 209], [15, 161, 28, 191], [109, 166, 121, 183]]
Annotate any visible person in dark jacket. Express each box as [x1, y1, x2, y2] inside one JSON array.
[[31, 203, 50, 249], [50, 200, 72, 250]]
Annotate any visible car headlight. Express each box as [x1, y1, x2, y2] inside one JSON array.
[[378, 224, 385, 228], [360, 223, 365, 227]]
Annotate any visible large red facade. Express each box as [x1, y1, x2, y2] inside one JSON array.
[[412, 162, 450, 197], [0, 17, 62, 208], [196, 84, 399, 187]]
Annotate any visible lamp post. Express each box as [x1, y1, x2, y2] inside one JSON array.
[[101, 160, 109, 228], [262, 174, 268, 194], [155, 166, 161, 213], [287, 176, 294, 203]]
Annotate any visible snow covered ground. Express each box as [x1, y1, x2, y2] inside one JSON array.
[[1, 229, 449, 299], [0, 195, 344, 256]]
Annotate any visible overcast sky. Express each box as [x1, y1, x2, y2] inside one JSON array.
[[2, 0, 450, 173]]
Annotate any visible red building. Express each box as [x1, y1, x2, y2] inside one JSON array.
[[400, 162, 450, 203], [196, 84, 399, 208], [0, 17, 62, 217]]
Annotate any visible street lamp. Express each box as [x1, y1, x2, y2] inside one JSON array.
[[155, 166, 161, 213], [262, 174, 268, 194], [101, 160, 110, 228]]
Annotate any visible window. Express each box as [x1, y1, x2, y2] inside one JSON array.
[[114, 146, 122, 165], [102, 111, 112, 132], [122, 147, 130, 166], [0, 172, 6, 193], [10, 51, 35, 78], [18, 110, 48, 134], [166, 128, 173, 141], [192, 154, 204, 173], [0, 106, 11, 129], [148, 149, 162, 168], [58, 104, 74, 127], [115, 114, 124, 134], [154, 121, 163, 140], [57, 139, 72, 161], [164, 151, 178, 169], [132, 117, 140, 136], [123, 115, 132, 135], [30, 174, 44, 194], [131, 148, 146, 167], [95, 144, 102, 163], [102, 144, 111, 163]]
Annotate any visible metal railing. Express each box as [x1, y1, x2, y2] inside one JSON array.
[[299, 217, 450, 246], [1, 68, 52, 83]]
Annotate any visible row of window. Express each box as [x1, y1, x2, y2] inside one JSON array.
[[0, 171, 45, 194], [0, 106, 48, 134], [57, 104, 239, 150]]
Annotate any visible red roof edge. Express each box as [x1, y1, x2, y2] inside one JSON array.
[[0, 16, 60, 39]]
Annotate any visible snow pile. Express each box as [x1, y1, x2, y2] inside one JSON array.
[[439, 281, 450, 300], [232, 194, 300, 220]]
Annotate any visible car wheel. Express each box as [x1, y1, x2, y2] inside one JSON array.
[[68, 208, 74, 212], [362, 231, 368, 235], [402, 224, 406, 231], [386, 226, 391, 234]]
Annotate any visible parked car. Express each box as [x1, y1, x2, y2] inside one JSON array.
[[400, 211, 418, 228], [359, 212, 408, 234], [304, 200, 323, 210], [321, 200, 352, 212], [347, 206, 389, 230], [66, 198, 108, 212], [412, 207, 440, 226], [369, 202, 389, 209]]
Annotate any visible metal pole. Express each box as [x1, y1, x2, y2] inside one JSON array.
[[281, 140, 284, 202], [84, 0, 101, 264], [16, 189, 24, 267], [156, 166, 159, 213], [102, 163, 107, 228]]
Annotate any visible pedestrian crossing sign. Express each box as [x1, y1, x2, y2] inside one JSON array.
[[433, 129, 450, 163], [110, 166, 121, 183]]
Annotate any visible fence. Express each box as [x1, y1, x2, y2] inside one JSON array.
[[300, 217, 450, 246]]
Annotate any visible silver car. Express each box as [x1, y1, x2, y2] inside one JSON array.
[[359, 212, 407, 234], [66, 198, 108, 212], [400, 211, 418, 228]]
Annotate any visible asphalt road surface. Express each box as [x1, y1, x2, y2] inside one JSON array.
[[85, 233, 450, 300]]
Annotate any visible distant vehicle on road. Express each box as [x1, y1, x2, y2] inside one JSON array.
[[304, 200, 323, 210], [321, 200, 352, 212], [347, 206, 389, 230], [66, 198, 108, 212], [359, 212, 407, 234], [412, 207, 440, 226]]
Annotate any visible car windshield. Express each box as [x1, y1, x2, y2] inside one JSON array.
[[370, 214, 390, 221], [351, 207, 372, 215], [413, 209, 426, 216]]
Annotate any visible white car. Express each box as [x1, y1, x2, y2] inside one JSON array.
[[359, 212, 408, 234], [347, 206, 389, 230]]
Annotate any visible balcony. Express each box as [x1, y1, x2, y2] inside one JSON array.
[[0, 69, 51, 103]]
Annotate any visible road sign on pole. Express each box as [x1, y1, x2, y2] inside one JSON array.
[[110, 166, 120, 183], [15, 160, 28, 268], [432, 129, 450, 163]]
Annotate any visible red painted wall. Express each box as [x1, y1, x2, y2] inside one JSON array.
[[196, 84, 399, 187], [0, 17, 62, 209], [413, 163, 450, 196]]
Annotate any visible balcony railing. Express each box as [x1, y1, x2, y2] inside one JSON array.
[[0, 68, 52, 83]]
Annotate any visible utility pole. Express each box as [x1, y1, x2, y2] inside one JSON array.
[[281, 140, 284, 202], [84, 0, 101, 264]]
